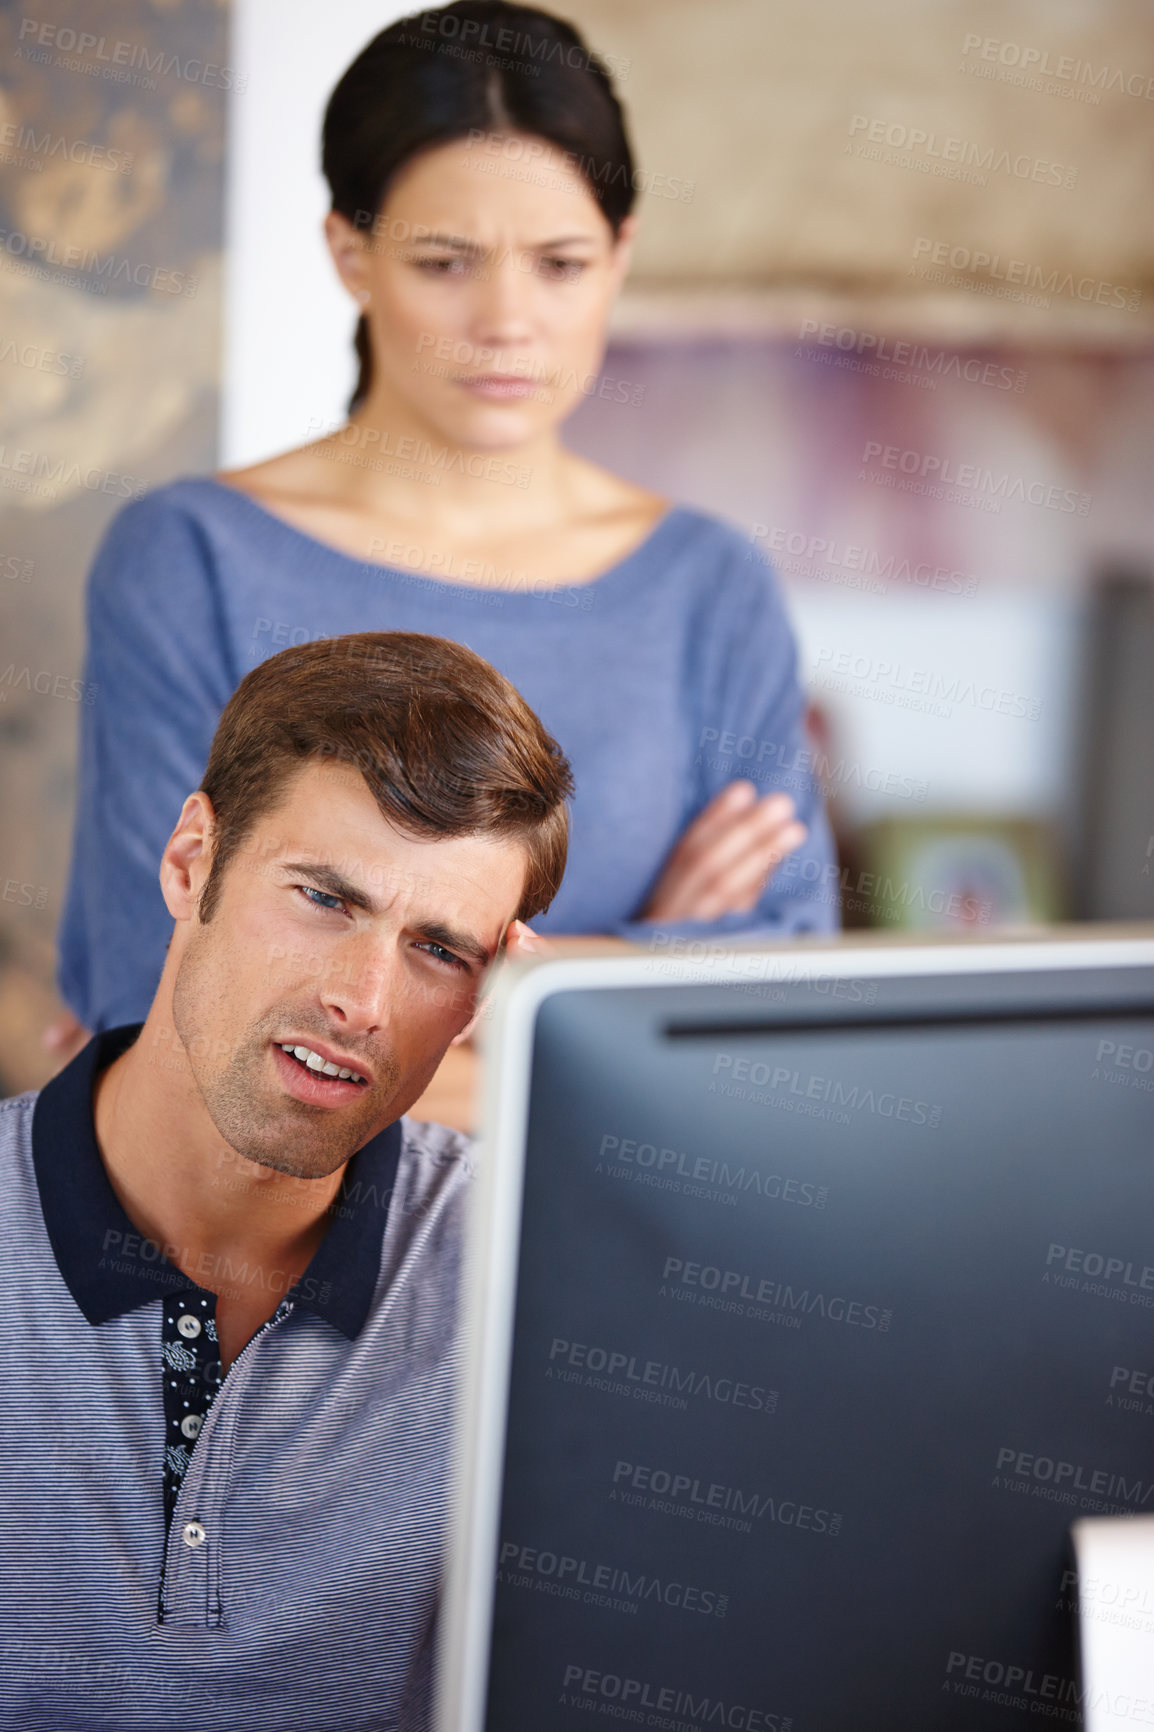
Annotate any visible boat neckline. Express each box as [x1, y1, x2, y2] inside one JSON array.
[[188, 474, 684, 601]]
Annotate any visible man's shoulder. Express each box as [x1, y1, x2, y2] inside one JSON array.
[[0, 1088, 38, 1143], [398, 1115, 476, 1177], [0, 1091, 43, 1231]]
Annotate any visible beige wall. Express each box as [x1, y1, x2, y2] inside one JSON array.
[[566, 0, 1154, 338]]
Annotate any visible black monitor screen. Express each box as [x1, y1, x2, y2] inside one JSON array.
[[481, 963, 1154, 1732]]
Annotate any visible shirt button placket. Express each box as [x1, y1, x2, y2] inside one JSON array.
[[160, 1293, 223, 1626]]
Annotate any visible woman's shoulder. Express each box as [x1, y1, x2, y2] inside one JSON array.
[[83, 475, 259, 618], [97, 473, 235, 545], [657, 503, 786, 612], [663, 502, 760, 566]]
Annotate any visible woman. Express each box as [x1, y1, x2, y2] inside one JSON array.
[[55, 0, 837, 1051]]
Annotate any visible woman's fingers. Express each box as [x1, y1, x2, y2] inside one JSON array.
[[644, 784, 808, 922], [688, 821, 809, 920], [43, 1010, 86, 1051], [666, 793, 800, 901], [669, 780, 760, 864], [505, 918, 553, 959], [677, 815, 807, 920]]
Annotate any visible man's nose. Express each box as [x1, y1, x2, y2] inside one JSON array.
[[318, 934, 393, 1033]]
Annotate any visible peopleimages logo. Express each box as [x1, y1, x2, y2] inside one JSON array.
[[961, 34, 1154, 103], [943, 1649, 1084, 1712], [710, 1053, 941, 1128], [847, 113, 1077, 188], [0, 121, 133, 174], [1044, 1241, 1154, 1294], [547, 1337, 777, 1414], [558, 1663, 791, 1730], [994, 1444, 1154, 1512], [809, 647, 1042, 721], [611, 1459, 843, 1538], [499, 1540, 728, 1617], [661, 1256, 892, 1332], [15, 19, 244, 90], [860, 438, 1091, 514], [797, 321, 1025, 394], [912, 236, 1141, 310], [0, 226, 195, 296], [597, 1134, 828, 1208], [750, 521, 980, 594]]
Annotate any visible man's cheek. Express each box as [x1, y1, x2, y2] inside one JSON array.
[[416, 973, 476, 1024], [263, 942, 332, 993]]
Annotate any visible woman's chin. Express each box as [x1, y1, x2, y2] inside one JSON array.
[[433, 399, 553, 455]]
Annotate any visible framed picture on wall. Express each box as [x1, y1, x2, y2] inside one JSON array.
[[853, 815, 1065, 932]]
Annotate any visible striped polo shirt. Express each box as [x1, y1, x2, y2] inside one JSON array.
[[0, 1026, 473, 1730]]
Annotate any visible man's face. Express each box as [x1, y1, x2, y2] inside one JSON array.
[[169, 761, 527, 1178]]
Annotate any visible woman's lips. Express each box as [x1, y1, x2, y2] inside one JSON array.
[[453, 374, 538, 400]]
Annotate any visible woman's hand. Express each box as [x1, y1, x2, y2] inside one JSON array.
[[503, 918, 552, 962], [42, 1009, 91, 1072], [640, 781, 808, 924]]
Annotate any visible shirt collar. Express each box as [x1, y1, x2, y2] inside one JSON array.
[[32, 1025, 403, 1340]]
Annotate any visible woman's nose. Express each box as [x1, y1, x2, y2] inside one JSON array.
[[467, 246, 537, 345]]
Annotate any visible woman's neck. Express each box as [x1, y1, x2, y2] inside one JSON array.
[[332, 377, 577, 538]]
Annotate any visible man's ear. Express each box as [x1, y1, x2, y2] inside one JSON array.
[[160, 791, 217, 922]]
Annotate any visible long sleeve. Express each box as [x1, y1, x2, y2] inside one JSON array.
[[56, 495, 238, 1031], [614, 539, 839, 946]]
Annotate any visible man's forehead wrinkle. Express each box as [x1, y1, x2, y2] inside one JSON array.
[[274, 856, 506, 960], [278, 860, 375, 910], [277, 850, 428, 900]]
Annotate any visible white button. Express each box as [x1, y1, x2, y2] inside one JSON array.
[[182, 1521, 206, 1549], [177, 1314, 202, 1339], [180, 1414, 203, 1439]]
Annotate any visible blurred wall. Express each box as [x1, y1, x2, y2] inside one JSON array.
[[0, 0, 228, 1091], [221, 0, 409, 469]]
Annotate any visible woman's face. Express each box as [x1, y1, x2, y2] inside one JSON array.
[[325, 131, 635, 449]]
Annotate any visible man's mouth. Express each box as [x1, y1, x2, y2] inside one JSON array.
[[271, 1039, 373, 1108], [277, 1042, 368, 1085]]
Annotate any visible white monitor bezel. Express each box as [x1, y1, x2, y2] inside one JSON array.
[[433, 928, 1154, 1732]]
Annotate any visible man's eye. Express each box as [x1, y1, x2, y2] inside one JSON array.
[[417, 942, 466, 970], [299, 886, 344, 912]]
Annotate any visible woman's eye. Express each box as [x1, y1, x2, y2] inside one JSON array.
[[540, 257, 584, 280], [413, 255, 473, 276], [299, 886, 345, 912]]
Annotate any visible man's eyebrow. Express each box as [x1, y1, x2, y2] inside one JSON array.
[[280, 862, 377, 914], [414, 920, 494, 971], [281, 864, 495, 967]]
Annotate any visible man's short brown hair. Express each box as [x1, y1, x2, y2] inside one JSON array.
[[196, 631, 573, 922]]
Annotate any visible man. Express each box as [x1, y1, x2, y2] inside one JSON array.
[[0, 631, 572, 1729]]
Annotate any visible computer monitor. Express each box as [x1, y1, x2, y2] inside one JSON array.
[[436, 930, 1154, 1732]]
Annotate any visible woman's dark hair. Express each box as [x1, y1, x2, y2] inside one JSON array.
[[322, 0, 636, 412]]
